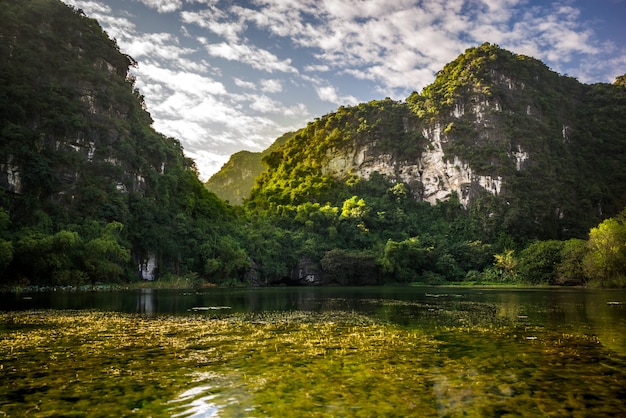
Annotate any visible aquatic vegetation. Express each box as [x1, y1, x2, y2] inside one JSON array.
[[1, 309, 625, 417]]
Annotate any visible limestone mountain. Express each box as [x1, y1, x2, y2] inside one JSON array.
[[243, 43, 626, 242], [0, 0, 236, 283]]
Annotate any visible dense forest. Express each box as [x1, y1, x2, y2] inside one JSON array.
[[1, 0, 626, 289]]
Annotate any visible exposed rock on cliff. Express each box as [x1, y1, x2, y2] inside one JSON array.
[[244, 44, 626, 241], [0, 0, 233, 283]]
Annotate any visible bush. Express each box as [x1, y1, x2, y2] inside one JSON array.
[[517, 240, 564, 284], [556, 239, 588, 285]]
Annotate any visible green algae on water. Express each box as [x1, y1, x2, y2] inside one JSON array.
[[1, 310, 625, 417]]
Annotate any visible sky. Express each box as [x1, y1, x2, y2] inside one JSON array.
[[61, 0, 626, 180]]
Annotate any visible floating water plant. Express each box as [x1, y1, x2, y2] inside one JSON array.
[[1, 309, 625, 417]]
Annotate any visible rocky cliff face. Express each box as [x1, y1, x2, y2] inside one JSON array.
[[0, 0, 230, 282], [0, 0, 187, 217], [319, 121, 505, 207], [246, 44, 626, 240]]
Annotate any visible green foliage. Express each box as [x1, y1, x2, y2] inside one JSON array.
[[320, 249, 379, 285], [201, 235, 250, 283], [83, 222, 131, 283], [340, 196, 369, 219], [516, 240, 565, 284], [242, 222, 297, 284], [382, 237, 429, 282], [556, 239, 588, 286], [583, 211, 626, 286], [492, 249, 519, 283]]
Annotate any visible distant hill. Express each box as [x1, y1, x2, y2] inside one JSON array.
[[205, 131, 295, 204]]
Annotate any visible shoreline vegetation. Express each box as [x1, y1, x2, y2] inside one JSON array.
[[0, 279, 591, 294]]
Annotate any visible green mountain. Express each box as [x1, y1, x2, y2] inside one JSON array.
[[0, 0, 239, 285], [205, 131, 294, 204], [241, 43, 626, 243]]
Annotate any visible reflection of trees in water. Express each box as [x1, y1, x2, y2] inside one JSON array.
[[136, 289, 154, 314], [491, 289, 626, 356], [584, 292, 626, 355]]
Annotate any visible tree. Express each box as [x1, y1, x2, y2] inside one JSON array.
[[492, 249, 518, 282], [556, 239, 588, 285], [517, 240, 564, 284], [583, 214, 626, 286], [83, 222, 131, 283], [382, 237, 429, 282], [201, 235, 250, 282], [341, 196, 370, 220]]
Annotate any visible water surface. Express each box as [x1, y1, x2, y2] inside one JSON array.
[[1, 286, 625, 416]]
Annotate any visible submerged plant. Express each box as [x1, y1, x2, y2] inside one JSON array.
[[1, 310, 625, 417]]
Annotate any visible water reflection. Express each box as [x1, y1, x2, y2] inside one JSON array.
[[136, 289, 155, 314], [2, 286, 626, 355]]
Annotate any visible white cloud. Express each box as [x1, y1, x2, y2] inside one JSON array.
[[181, 8, 245, 42], [304, 64, 330, 72], [249, 95, 281, 113], [228, 0, 612, 96], [234, 77, 257, 90], [316, 85, 359, 106], [62, 0, 112, 14], [136, 0, 182, 14], [135, 63, 227, 97], [183, 149, 229, 182], [245, 93, 309, 117], [575, 52, 626, 84], [260, 79, 283, 93], [124, 32, 196, 62], [284, 103, 309, 117], [206, 42, 298, 73]]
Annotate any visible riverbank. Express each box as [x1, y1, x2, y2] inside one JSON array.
[[0, 279, 595, 294]]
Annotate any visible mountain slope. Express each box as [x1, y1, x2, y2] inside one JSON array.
[[246, 43, 626, 242], [0, 0, 237, 284]]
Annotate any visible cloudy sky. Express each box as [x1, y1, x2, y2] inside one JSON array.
[[61, 0, 626, 180]]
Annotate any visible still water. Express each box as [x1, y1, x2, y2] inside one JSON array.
[[1, 286, 626, 416]]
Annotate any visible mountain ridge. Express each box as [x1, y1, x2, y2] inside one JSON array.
[[212, 43, 626, 242]]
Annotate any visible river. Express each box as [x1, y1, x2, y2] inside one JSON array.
[[1, 286, 625, 416]]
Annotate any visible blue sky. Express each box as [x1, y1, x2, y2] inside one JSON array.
[[62, 0, 626, 180]]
